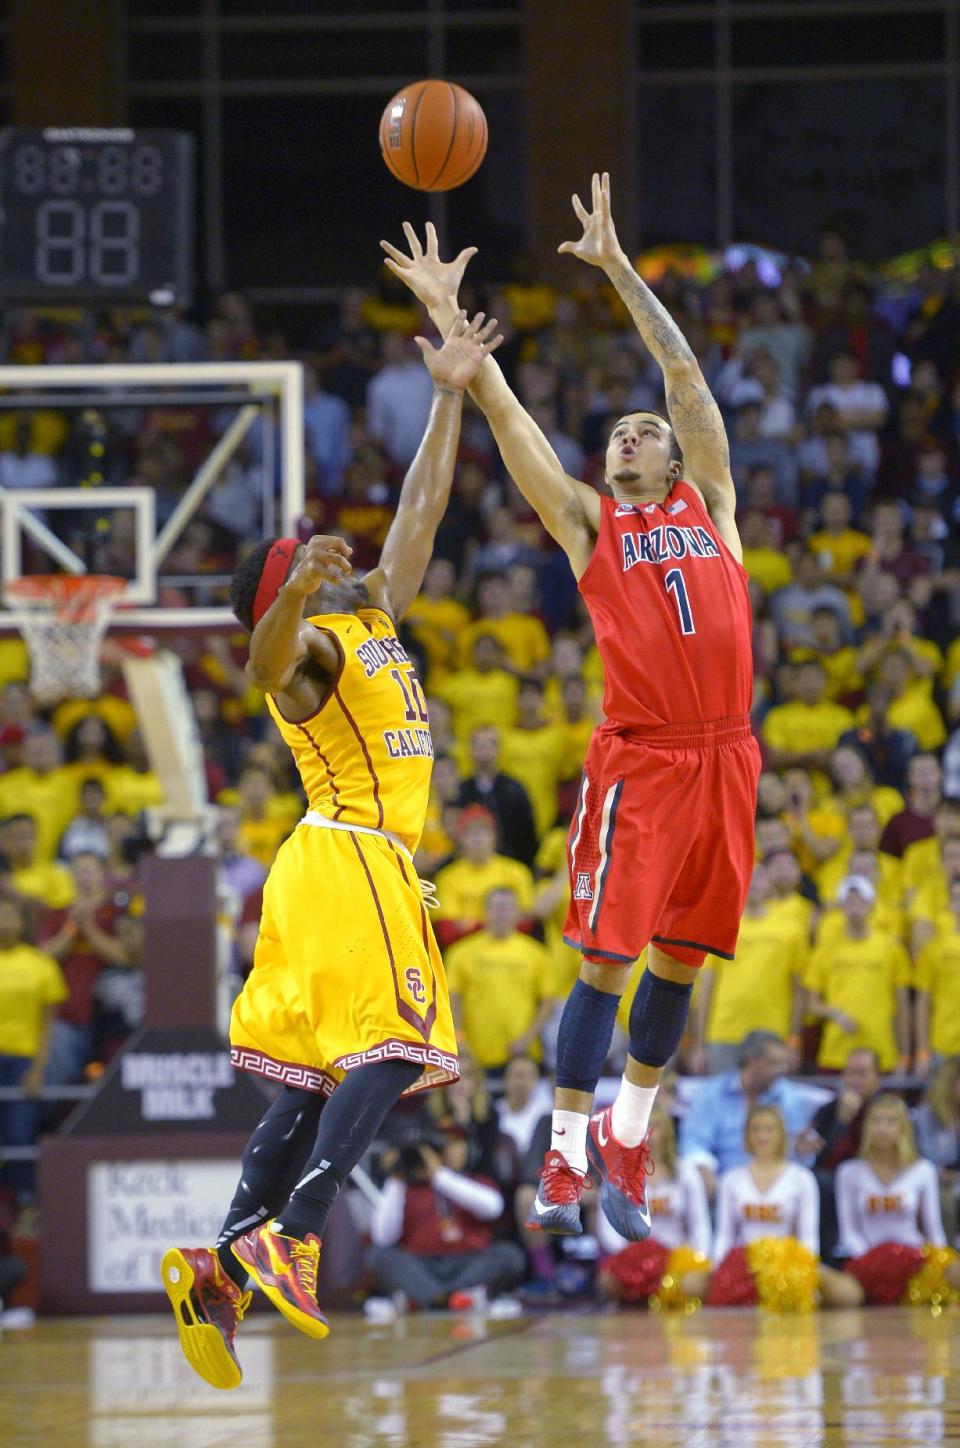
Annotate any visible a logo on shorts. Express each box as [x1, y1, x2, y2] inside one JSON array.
[[405, 965, 426, 1003], [574, 871, 594, 901]]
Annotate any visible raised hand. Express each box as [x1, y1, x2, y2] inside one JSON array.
[[380, 221, 477, 310], [557, 170, 624, 271], [414, 309, 503, 392], [285, 535, 352, 596]]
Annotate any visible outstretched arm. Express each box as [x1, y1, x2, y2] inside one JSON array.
[[381, 224, 600, 575], [559, 173, 740, 561], [365, 309, 502, 620]]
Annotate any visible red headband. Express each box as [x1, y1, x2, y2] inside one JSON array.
[[251, 537, 300, 628]]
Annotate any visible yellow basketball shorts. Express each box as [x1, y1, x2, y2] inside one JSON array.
[[230, 824, 458, 1097]]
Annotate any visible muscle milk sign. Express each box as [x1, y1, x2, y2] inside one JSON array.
[[62, 1026, 269, 1134], [121, 1050, 233, 1121]]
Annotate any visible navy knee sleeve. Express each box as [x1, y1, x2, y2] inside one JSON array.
[[555, 979, 621, 1094], [628, 968, 693, 1069]]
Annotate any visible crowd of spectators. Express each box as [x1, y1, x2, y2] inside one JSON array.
[[3, 226, 960, 1314]]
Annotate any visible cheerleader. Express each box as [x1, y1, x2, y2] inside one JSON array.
[[685, 1105, 857, 1310], [836, 1093, 960, 1306], [598, 1104, 712, 1309]]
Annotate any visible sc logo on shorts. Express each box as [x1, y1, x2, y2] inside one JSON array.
[[405, 965, 426, 1003]]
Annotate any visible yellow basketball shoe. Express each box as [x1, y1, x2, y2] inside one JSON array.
[[231, 1220, 330, 1341], [161, 1246, 252, 1390]]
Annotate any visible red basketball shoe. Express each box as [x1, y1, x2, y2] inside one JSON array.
[[231, 1220, 330, 1340], [587, 1107, 654, 1242], [524, 1150, 590, 1235], [161, 1245, 252, 1390]]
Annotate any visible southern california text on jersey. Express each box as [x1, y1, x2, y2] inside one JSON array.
[[579, 481, 754, 728]]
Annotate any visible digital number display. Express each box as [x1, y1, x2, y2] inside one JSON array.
[[0, 128, 194, 303]]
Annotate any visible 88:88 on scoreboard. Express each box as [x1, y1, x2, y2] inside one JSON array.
[[0, 128, 194, 304]]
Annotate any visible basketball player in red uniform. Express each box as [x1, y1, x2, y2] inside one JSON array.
[[383, 173, 760, 1240]]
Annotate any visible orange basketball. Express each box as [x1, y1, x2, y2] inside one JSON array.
[[379, 80, 487, 192]]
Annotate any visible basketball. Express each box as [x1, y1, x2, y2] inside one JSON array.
[[379, 80, 488, 192]]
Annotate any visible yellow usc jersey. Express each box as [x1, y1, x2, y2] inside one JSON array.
[[266, 607, 434, 856]]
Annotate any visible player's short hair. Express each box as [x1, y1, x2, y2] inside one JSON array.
[[230, 537, 278, 631]]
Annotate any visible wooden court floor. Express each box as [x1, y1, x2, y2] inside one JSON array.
[[2, 1306, 959, 1447]]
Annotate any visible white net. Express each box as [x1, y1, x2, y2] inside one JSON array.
[[7, 575, 126, 705]]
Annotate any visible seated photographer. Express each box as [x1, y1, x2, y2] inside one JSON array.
[[365, 1124, 526, 1310]]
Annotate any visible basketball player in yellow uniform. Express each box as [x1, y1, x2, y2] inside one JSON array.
[[162, 309, 501, 1389]]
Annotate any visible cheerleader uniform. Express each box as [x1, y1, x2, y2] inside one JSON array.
[[708, 1162, 821, 1310], [836, 1157, 954, 1305], [600, 1160, 712, 1306]]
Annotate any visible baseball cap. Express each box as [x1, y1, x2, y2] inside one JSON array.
[[458, 804, 496, 831], [837, 875, 876, 904]]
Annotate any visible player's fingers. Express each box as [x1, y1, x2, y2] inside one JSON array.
[[571, 193, 589, 225], [466, 311, 485, 336], [380, 240, 409, 265], [591, 172, 601, 211], [455, 245, 478, 269], [557, 241, 576, 255], [601, 171, 611, 213], [412, 335, 434, 360], [482, 333, 504, 355], [476, 316, 499, 342], [317, 535, 352, 557], [425, 220, 439, 257], [402, 221, 423, 259]]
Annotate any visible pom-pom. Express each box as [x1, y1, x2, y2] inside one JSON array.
[[846, 1241, 925, 1305], [746, 1235, 818, 1313], [707, 1246, 758, 1307], [603, 1240, 670, 1302], [903, 1244, 959, 1314], [650, 1244, 710, 1314]]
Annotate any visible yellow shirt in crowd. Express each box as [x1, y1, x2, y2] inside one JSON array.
[[789, 645, 863, 702], [902, 836, 951, 902], [743, 547, 792, 597], [445, 929, 551, 1067], [434, 667, 519, 742], [404, 594, 471, 684], [808, 527, 873, 578], [0, 767, 77, 862], [767, 892, 816, 940], [500, 722, 568, 838], [434, 853, 534, 927], [857, 686, 945, 752], [806, 929, 910, 1070], [817, 847, 903, 908], [0, 639, 28, 690], [762, 700, 856, 757], [0, 943, 68, 1057], [702, 912, 808, 1044], [535, 827, 582, 1002], [815, 901, 906, 949], [915, 924, 960, 1057], [458, 614, 551, 674], [11, 861, 75, 909]]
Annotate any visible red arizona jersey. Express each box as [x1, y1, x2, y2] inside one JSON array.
[[579, 481, 754, 728]]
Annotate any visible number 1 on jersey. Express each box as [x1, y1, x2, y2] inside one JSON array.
[[665, 568, 696, 635]]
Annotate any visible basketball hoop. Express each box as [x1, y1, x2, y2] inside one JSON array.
[[6, 574, 128, 705]]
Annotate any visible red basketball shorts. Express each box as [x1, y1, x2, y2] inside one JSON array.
[[564, 716, 761, 967]]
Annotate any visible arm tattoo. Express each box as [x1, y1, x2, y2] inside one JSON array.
[[607, 255, 695, 370], [665, 378, 731, 470], [607, 254, 732, 482]]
